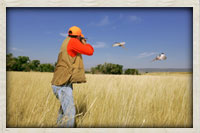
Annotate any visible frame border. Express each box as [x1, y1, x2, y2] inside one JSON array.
[[0, 0, 199, 133]]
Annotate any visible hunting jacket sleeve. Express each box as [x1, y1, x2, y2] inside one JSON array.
[[67, 38, 94, 57]]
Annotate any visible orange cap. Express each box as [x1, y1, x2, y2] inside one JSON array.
[[68, 26, 82, 36], [81, 34, 84, 37]]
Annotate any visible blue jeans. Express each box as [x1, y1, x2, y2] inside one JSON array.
[[52, 83, 76, 127]]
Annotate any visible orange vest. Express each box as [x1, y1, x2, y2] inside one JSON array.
[[51, 37, 86, 86]]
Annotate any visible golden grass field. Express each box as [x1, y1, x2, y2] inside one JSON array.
[[6, 71, 192, 128]]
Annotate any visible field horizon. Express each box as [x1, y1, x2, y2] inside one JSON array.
[[84, 67, 192, 73]]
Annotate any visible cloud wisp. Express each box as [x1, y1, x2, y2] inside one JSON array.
[[128, 15, 142, 22], [11, 47, 23, 52], [92, 42, 106, 48], [60, 33, 68, 37], [98, 16, 109, 26], [89, 15, 141, 29], [137, 52, 157, 58], [89, 16, 110, 27], [119, 13, 124, 19]]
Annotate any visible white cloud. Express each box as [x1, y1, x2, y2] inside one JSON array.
[[129, 15, 142, 22], [92, 42, 106, 48], [59, 33, 68, 37], [11, 47, 23, 52], [98, 16, 109, 26], [137, 52, 157, 58], [89, 16, 110, 26]]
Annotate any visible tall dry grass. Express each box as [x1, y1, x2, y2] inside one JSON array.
[[6, 71, 192, 128]]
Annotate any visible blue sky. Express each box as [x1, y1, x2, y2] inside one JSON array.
[[7, 8, 192, 69]]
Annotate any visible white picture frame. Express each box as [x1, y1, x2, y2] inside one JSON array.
[[0, 0, 199, 133]]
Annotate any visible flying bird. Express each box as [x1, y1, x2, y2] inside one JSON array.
[[112, 42, 126, 48], [152, 53, 167, 62]]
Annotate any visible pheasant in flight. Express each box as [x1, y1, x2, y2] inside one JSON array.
[[112, 42, 126, 48], [152, 53, 167, 62]]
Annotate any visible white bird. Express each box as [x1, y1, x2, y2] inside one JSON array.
[[152, 53, 167, 62], [112, 42, 126, 48]]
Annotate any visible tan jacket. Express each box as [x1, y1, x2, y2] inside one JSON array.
[[51, 37, 86, 86]]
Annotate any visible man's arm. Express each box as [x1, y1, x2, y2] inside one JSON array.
[[69, 38, 94, 56]]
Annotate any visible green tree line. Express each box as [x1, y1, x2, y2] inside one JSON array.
[[91, 62, 140, 75], [6, 53, 55, 72], [7, 54, 140, 75]]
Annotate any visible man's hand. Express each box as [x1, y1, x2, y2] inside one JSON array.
[[81, 38, 87, 44]]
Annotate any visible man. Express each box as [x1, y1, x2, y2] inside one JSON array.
[[51, 26, 94, 127]]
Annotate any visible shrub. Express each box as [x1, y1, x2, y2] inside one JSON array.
[[124, 69, 140, 75], [91, 62, 123, 74]]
